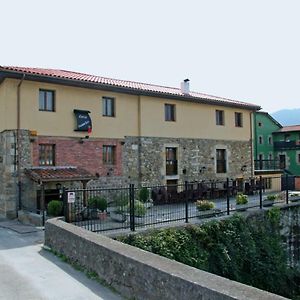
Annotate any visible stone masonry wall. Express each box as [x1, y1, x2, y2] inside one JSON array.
[[0, 130, 34, 218], [123, 136, 252, 185], [45, 218, 285, 300]]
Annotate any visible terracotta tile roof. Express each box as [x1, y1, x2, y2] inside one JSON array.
[[275, 125, 300, 133], [25, 166, 95, 182], [0, 65, 260, 110]]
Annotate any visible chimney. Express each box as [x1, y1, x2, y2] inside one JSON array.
[[181, 79, 190, 95]]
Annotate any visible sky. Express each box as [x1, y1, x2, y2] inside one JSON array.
[[1, 0, 300, 113]]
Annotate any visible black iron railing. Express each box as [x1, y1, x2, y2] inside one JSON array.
[[254, 159, 281, 170], [62, 175, 297, 233], [274, 140, 300, 150]]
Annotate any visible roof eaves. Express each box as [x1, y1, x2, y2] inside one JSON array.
[[0, 67, 261, 110]]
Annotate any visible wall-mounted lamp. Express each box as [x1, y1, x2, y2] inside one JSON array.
[[56, 183, 62, 190], [241, 165, 247, 172]]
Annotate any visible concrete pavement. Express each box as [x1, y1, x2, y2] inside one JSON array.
[[0, 219, 124, 300]]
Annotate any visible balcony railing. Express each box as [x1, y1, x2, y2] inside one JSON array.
[[254, 159, 281, 171], [273, 140, 300, 150], [166, 159, 178, 176]]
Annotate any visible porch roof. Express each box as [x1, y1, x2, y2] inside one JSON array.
[[25, 166, 95, 183]]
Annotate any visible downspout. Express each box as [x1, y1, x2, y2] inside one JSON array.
[[17, 74, 25, 213], [250, 111, 254, 177], [137, 95, 142, 185]]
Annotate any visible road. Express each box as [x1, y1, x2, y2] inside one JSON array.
[[0, 219, 123, 300]]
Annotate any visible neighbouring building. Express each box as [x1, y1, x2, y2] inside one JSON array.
[[0, 66, 260, 218]]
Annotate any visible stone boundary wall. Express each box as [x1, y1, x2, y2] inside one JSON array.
[[45, 218, 287, 300]]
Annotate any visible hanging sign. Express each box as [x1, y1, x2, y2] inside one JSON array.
[[67, 192, 76, 203], [73, 109, 92, 132]]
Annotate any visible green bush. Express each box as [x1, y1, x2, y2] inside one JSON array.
[[125, 200, 147, 216], [139, 187, 150, 203], [236, 193, 248, 205], [88, 196, 107, 212], [266, 194, 277, 201], [47, 200, 63, 217], [195, 200, 215, 211], [118, 214, 300, 299]]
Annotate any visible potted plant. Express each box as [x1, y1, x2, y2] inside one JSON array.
[[125, 200, 147, 225], [289, 192, 300, 202], [47, 200, 63, 217], [139, 187, 153, 209], [87, 196, 108, 220], [235, 193, 248, 211], [263, 194, 277, 207], [195, 200, 219, 218]]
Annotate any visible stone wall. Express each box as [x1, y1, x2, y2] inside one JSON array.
[[0, 130, 34, 218], [280, 204, 300, 270], [123, 136, 252, 185], [45, 218, 285, 300]]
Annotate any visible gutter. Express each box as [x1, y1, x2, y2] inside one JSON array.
[[17, 74, 25, 213]]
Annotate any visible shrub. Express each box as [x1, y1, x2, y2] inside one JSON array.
[[88, 196, 107, 212], [236, 193, 248, 205], [47, 200, 63, 217], [139, 187, 150, 203], [266, 194, 277, 201], [195, 200, 215, 211], [125, 200, 147, 216]]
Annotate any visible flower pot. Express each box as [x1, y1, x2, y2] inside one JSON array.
[[236, 204, 248, 211], [98, 212, 107, 220], [197, 209, 221, 218], [144, 202, 153, 209], [262, 200, 274, 207], [290, 196, 300, 202], [110, 211, 127, 223]]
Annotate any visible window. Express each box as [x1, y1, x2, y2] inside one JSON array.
[[297, 153, 300, 164], [258, 122, 262, 127], [216, 110, 224, 125], [216, 149, 227, 173], [102, 97, 115, 117], [39, 90, 55, 111], [268, 136, 272, 144], [165, 104, 176, 121], [39, 144, 55, 166], [103, 145, 116, 164], [166, 147, 177, 175], [235, 112, 243, 127], [258, 136, 263, 144], [269, 153, 273, 160]]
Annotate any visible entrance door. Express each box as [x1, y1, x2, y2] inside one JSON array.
[[279, 155, 286, 169]]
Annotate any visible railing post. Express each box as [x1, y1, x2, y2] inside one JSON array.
[[62, 187, 68, 222], [184, 181, 189, 223], [259, 176, 263, 209], [129, 184, 135, 231], [226, 178, 230, 215], [285, 173, 289, 204]]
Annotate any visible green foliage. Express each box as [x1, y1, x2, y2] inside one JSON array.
[[139, 187, 150, 203], [195, 200, 215, 211], [47, 200, 63, 217], [117, 213, 300, 299], [133, 200, 147, 216], [88, 196, 108, 212], [235, 193, 248, 205], [266, 194, 277, 201]]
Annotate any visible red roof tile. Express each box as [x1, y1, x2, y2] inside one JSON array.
[[276, 125, 300, 133], [25, 166, 95, 182], [0, 66, 260, 109]]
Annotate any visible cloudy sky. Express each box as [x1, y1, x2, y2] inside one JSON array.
[[1, 0, 300, 113]]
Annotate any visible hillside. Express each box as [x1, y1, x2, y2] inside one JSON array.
[[271, 109, 300, 126]]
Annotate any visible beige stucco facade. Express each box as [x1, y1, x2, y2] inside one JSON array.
[[0, 78, 253, 141]]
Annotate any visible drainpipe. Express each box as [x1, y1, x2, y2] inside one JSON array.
[[250, 111, 254, 177], [137, 95, 142, 185], [17, 74, 25, 213]]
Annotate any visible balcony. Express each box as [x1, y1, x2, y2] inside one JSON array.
[[166, 160, 178, 176], [273, 140, 300, 150], [254, 159, 282, 171]]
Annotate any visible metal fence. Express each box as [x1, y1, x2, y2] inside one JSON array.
[[62, 175, 299, 233]]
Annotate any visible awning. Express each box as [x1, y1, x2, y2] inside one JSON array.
[[25, 166, 95, 183]]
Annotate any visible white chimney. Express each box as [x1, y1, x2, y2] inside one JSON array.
[[181, 79, 190, 95]]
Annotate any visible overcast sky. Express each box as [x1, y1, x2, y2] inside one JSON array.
[[1, 0, 300, 113]]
